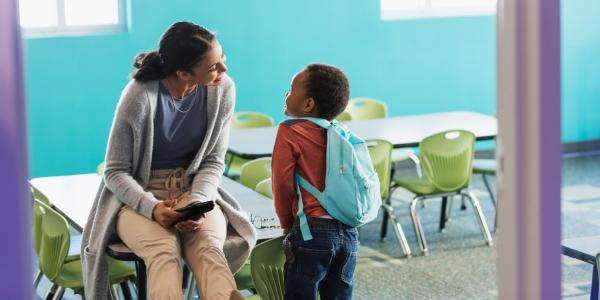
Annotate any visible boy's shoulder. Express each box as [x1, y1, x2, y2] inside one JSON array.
[[279, 118, 309, 128]]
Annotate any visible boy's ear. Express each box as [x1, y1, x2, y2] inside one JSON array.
[[303, 97, 316, 112]]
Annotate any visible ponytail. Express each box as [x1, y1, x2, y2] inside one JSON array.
[[131, 51, 165, 82]]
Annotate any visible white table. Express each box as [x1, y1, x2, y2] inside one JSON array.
[[228, 111, 497, 159], [30, 174, 283, 241]]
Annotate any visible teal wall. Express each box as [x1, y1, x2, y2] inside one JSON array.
[[561, 0, 600, 143], [23, 0, 597, 177]]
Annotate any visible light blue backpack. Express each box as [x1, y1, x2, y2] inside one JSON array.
[[294, 117, 381, 240]]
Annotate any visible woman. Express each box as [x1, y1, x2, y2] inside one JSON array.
[[81, 22, 257, 300]]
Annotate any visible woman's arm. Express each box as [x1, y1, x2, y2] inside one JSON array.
[[103, 83, 161, 220], [189, 77, 236, 203]]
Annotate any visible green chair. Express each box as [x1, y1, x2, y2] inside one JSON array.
[[345, 98, 388, 120], [255, 178, 273, 198], [345, 98, 422, 177], [31, 184, 51, 206], [35, 199, 136, 299], [392, 130, 493, 255], [226, 112, 275, 178], [239, 158, 272, 191], [367, 139, 411, 258], [336, 111, 352, 122], [233, 156, 273, 297], [250, 236, 286, 300], [31, 187, 81, 293]]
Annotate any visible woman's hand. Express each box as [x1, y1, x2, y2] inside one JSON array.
[[152, 199, 182, 228], [175, 215, 205, 232]]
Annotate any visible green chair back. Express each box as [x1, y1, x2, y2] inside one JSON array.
[[231, 111, 274, 129], [255, 178, 273, 198], [336, 111, 352, 122], [250, 236, 286, 300], [345, 98, 388, 120], [240, 158, 272, 190], [366, 139, 393, 198], [420, 130, 475, 192], [31, 184, 51, 206], [38, 199, 71, 281], [33, 199, 48, 256]]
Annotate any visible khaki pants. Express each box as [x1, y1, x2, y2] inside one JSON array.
[[117, 168, 237, 300]]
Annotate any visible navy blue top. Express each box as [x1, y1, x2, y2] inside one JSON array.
[[151, 82, 208, 170]]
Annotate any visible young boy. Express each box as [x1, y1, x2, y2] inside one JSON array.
[[271, 63, 356, 300]]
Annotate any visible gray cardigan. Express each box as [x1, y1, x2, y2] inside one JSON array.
[[81, 76, 257, 300]]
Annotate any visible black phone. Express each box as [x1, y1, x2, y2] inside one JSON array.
[[174, 201, 215, 222]]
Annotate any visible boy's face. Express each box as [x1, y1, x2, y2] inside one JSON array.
[[284, 70, 316, 117]]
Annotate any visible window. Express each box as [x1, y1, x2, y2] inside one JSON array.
[[381, 0, 497, 20], [19, 0, 127, 37]]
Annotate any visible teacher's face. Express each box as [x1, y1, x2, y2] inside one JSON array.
[[186, 39, 228, 86]]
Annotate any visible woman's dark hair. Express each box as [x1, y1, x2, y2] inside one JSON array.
[[132, 22, 215, 82], [304, 63, 350, 120]]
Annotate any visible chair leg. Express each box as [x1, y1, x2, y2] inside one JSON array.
[[33, 270, 43, 290], [381, 202, 411, 258], [461, 191, 493, 246], [446, 196, 454, 222], [187, 279, 197, 300], [481, 174, 498, 232], [135, 260, 147, 300], [44, 284, 58, 300], [185, 267, 194, 299], [409, 153, 423, 178], [481, 174, 496, 207], [109, 284, 120, 300], [439, 197, 448, 232], [410, 196, 428, 255], [379, 197, 391, 241], [120, 281, 133, 300], [51, 286, 65, 300]]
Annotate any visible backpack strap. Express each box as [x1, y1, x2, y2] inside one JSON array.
[[294, 173, 326, 241], [299, 117, 337, 129]]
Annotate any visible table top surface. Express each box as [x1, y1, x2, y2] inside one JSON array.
[[30, 174, 283, 240], [228, 111, 497, 158]]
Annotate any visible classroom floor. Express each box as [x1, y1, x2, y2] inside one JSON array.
[[33, 153, 600, 299]]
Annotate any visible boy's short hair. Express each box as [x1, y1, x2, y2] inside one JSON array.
[[304, 64, 350, 120]]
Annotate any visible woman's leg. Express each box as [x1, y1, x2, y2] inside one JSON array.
[[117, 207, 184, 300], [180, 204, 238, 300]]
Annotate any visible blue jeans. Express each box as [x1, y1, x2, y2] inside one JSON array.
[[283, 218, 359, 300]]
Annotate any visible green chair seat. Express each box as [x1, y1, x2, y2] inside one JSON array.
[[255, 178, 273, 198], [472, 158, 496, 175], [394, 176, 443, 195], [240, 158, 272, 190], [54, 257, 134, 289]]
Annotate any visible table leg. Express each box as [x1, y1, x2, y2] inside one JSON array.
[[591, 263, 598, 300]]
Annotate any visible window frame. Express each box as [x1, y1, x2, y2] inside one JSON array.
[[20, 0, 128, 38], [380, 0, 497, 20]]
